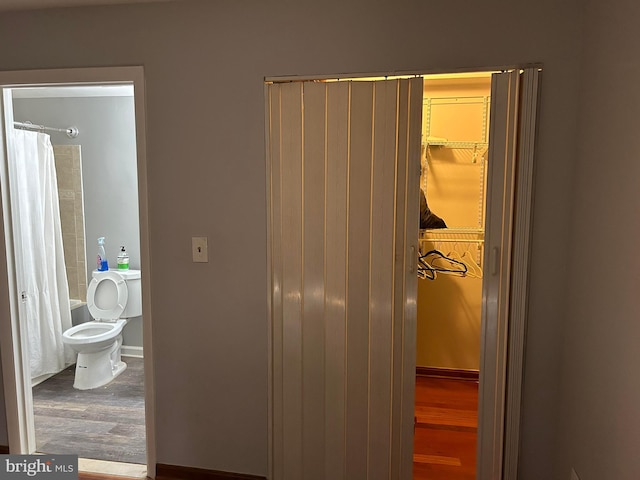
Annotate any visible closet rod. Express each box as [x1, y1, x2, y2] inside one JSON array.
[[14, 121, 78, 139], [420, 227, 485, 235]]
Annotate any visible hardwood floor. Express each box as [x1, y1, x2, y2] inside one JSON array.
[[413, 376, 478, 480], [32, 357, 146, 465]]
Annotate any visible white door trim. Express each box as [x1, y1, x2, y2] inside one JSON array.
[[0, 87, 31, 453], [0, 66, 156, 478]]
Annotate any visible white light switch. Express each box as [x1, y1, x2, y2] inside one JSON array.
[[192, 237, 208, 263]]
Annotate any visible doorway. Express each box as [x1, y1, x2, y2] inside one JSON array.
[[413, 72, 491, 479], [0, 67, 155, 478], [265, 67, 539, 480]]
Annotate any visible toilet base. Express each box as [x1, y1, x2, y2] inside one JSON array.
[[72, 335, 127, 390]]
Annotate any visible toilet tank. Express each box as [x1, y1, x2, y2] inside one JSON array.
[[91, 269, 142, 319]]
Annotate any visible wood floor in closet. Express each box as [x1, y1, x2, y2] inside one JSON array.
[[414, 375, 478, 480]]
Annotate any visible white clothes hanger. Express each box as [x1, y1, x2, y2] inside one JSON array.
[[461, 249, 483, 279]]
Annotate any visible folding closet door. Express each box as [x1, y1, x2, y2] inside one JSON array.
[[266, 78, 422, 480], [476, 67, 541, 479]]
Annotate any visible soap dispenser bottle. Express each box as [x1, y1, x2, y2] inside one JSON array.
[[117, 246, 130, 270], [97, 237, 109, 271]]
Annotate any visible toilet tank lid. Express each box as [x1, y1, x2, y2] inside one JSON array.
[[92, 269, 141, 280]]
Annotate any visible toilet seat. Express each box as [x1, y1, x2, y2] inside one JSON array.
[[63, 319, 127, 347], [87, 271, 128, 321]]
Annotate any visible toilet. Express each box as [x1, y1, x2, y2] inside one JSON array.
[[62, 269, 142, 390]]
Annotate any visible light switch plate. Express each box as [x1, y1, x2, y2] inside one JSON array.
[[192, 236, 208, 263]]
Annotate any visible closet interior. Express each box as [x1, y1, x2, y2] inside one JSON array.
[[413, 73, 491, 480]]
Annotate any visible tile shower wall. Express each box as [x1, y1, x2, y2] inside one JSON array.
[[54, 145, 86, 302]]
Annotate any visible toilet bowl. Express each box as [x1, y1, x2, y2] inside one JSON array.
[[63, 319, 127, 353], [62, 269, 142, 390]]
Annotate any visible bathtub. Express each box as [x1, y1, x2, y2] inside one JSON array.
[[69, 298, 86, 310]]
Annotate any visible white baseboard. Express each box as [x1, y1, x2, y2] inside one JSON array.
[[121, 345, 144, 358]]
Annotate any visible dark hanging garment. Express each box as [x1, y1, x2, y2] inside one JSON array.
[[420, 188, 447, 229]]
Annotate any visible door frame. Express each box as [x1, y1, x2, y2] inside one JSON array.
[[0, 66, 156, 477], [264, 66, 540, 479]]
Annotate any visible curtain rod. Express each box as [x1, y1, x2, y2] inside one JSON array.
[[14, 121, 79, 139]]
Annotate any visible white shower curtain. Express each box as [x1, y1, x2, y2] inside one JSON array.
[[9, 129, 74, 380]]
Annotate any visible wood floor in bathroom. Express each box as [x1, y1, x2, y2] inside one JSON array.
[[32, 356, 146, 465], [413, 375, 478, 480]]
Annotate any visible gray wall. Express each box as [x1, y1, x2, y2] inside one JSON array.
[[13, 96, 140, 276], [555, 0, 640, 479], [13, 96, 143, 348], [0, 1, 585, 478]]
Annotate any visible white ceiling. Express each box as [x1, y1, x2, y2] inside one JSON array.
[[0, 0, 178, 12]]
